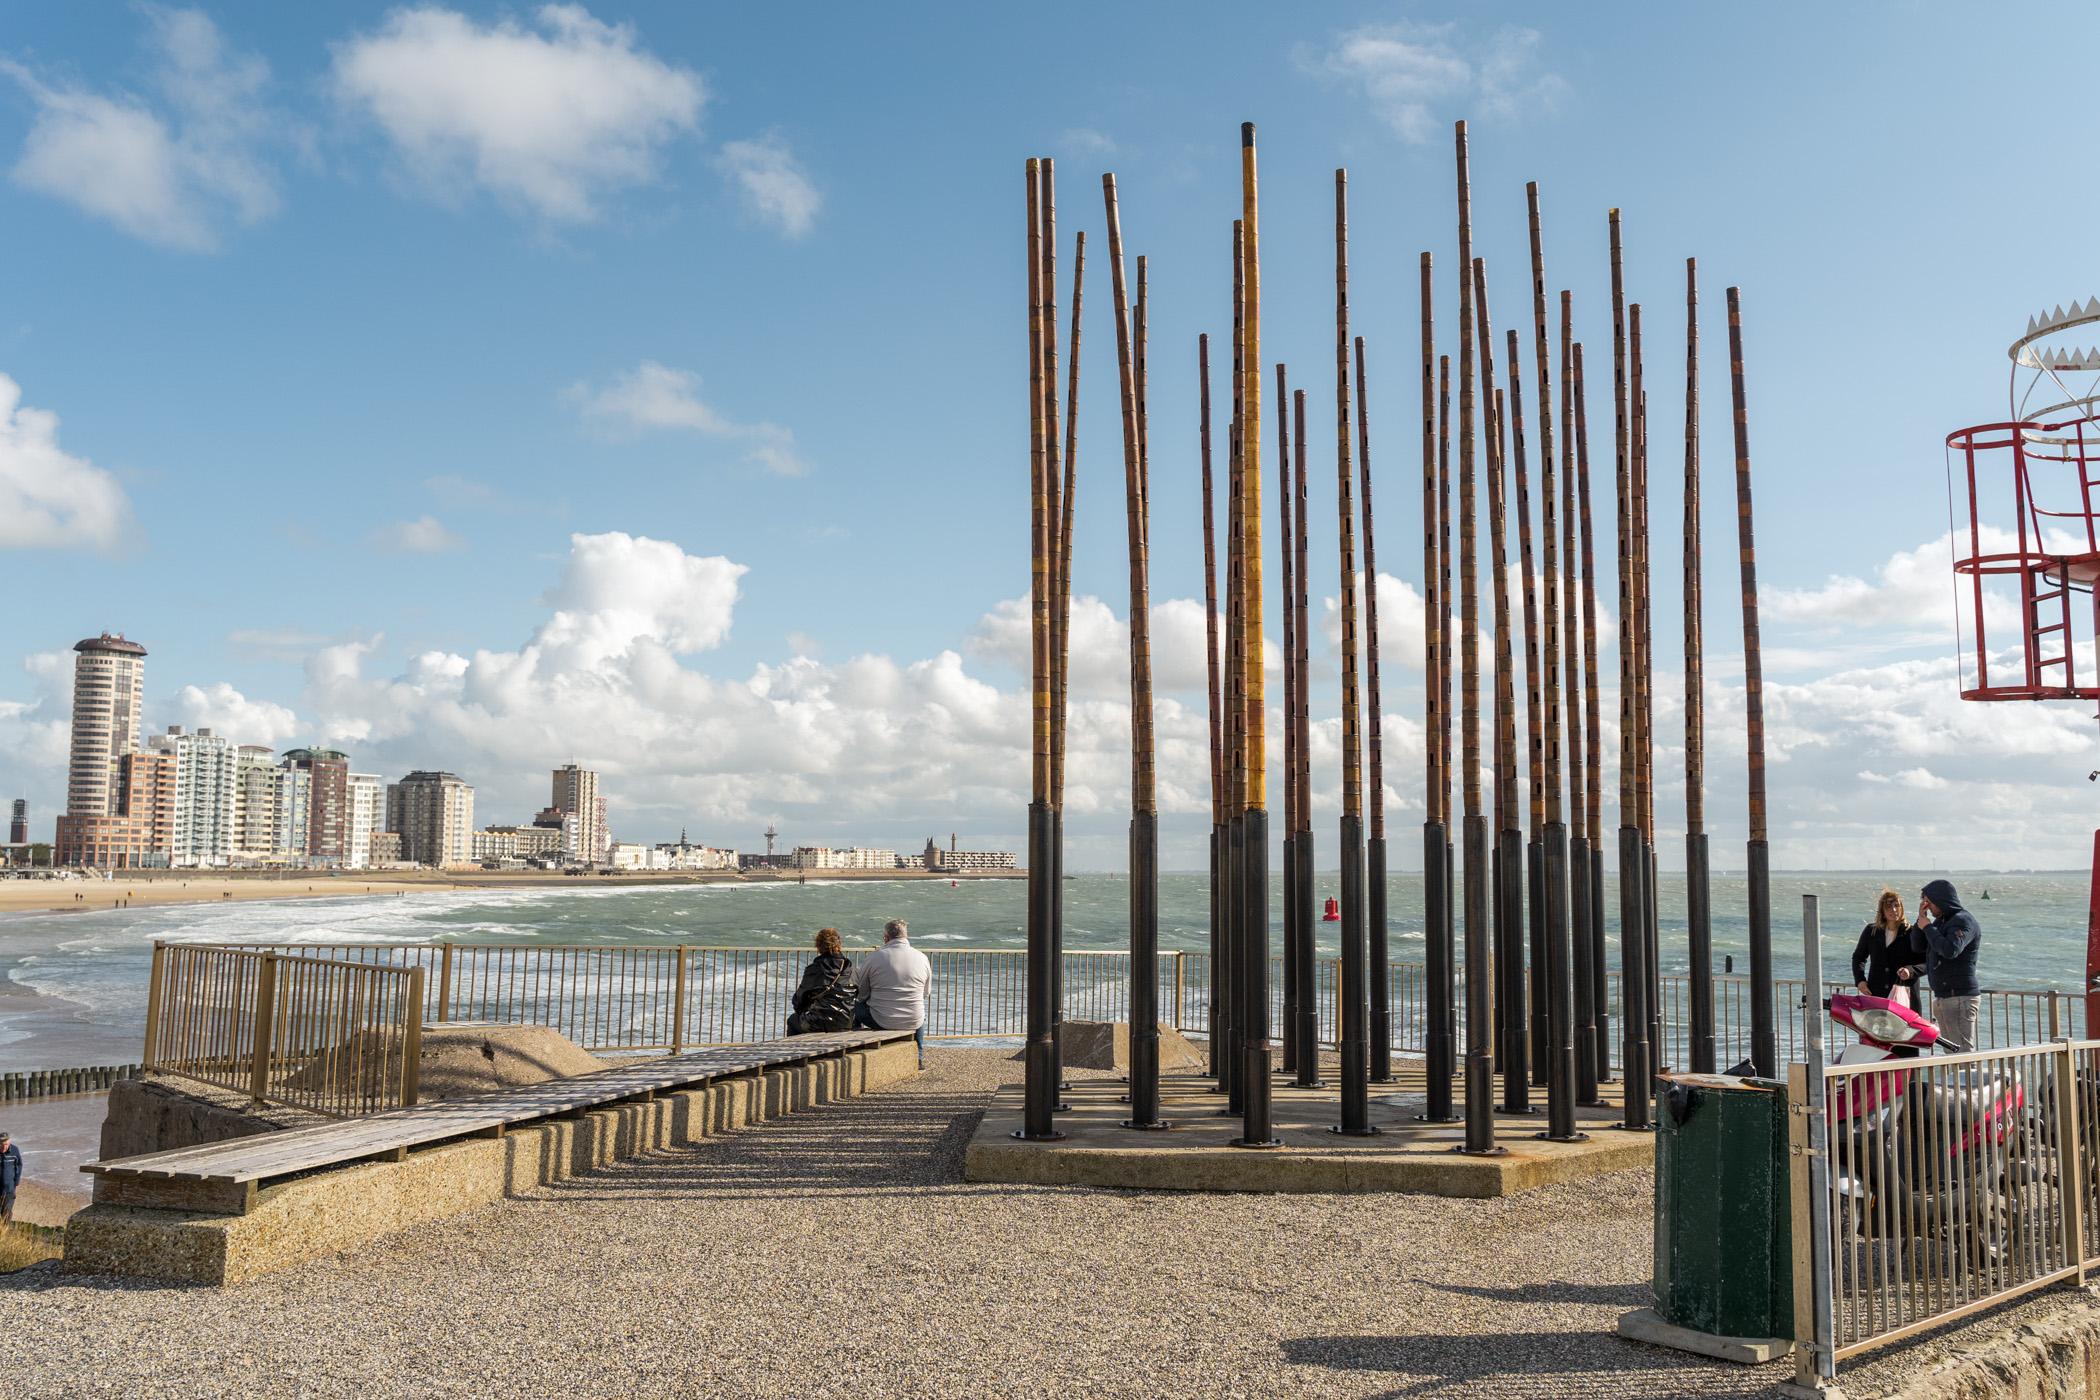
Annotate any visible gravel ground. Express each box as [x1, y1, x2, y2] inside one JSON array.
[[0, 1049, 2074, 1398]]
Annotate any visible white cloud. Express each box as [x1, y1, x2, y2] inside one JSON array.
[[0, 374, 131, 550], [168, 682, 301, 746], [1, 7, 281, 250], [715, 133, 820, 238], [564, 361, 808, 475], [1058, 128, 1118, 157], [331, 4, 703, 222], [1301, 22, 1568, 144], [371, 515, 465, 554]]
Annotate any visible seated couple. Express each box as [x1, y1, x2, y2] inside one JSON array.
[[787, 918, 930, 1066]]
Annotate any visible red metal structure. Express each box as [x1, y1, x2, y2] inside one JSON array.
[[1948, 298, 2100, 1023]]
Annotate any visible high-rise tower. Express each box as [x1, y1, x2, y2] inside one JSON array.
[[66, 633, 146, 817]]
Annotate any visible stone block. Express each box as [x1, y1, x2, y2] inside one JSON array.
[[1055, 1021, 1205, 1073]]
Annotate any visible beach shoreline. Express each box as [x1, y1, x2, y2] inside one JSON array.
[[0, 865, 1021, 918]]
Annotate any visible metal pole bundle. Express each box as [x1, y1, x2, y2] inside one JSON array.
[[1529, 185, 1581, 1141], [1476, 259, 1529, 1117], [1333, 169, 1375, 1134], [1233, 122, 1276, 1148], [1421, 253, 1459, 1121], [1277, 360, 1300, 1082], [1507, 325, 1549, 1090], [1102, 176, 1167, 1129], [1357, 333, 1393, 1082], [1454, 124, 1496, 1155], [1609, 211, 1652, 1130], [1730, 286, 1775, 1079], [1683, 259, 1715, 1075]]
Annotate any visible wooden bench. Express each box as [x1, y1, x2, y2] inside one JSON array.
[[83, 1029, 914, 1214]]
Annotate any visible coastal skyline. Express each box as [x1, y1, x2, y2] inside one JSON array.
[[3, 4, 2099, 869]]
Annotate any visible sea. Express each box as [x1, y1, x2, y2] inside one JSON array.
[[0, 868, 2085, 1075]]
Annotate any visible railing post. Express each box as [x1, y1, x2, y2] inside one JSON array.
[[2051, 991, 2063, 1043], [1174, 951, 1186, 1030], [249, 952, 279, 1105], [1786, 1061, 1819, 1385], [671, 946, 689, 1054], [142, 941, 167, 1070], [401, 967, 424, 1108], [2061, 1041, 2087, 1284], [436, 943, 454, 1023]]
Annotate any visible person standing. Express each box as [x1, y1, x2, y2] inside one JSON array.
[[0, 1130, 19, 1228], [1911, 878, 1983, 1052], [1851, 888, 1922, 1001], [853, 918, 932, 1067]]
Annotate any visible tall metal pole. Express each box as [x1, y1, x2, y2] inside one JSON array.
[[1020, 158, 1061, 1140], [1574, 340, 1611, 1089], [1562, 291, 1600, 1109], [1477, 259, 1529, 1117], [1199, 332, 1225, 1090], [1610, 211, 1651, 1130], [1632, 306, 1661, 1078], [1234, 122, 1276, 1148], [1730, 286, 1776, 1080], [1333, 169, 1374, 1134], [1683, 258, 1714, 1074], [1293, 373, 1318, 1086], [1420, 254, 1458, 1120], [1041, 159, 1068, 1105], [1104, 179, 1166, 1128], [1277, 360, 1300, 1082], [1508, 325, 1549, 1091], [1454, 123, 1496, 1155], [1221, 221, 1245, 1107], [1358, 334, 1393, 1082], [1529, 185, 1580, 1140]]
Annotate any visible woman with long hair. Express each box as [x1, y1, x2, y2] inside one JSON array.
[[1851, 887, 1921, 1002], [788, 927, 856, 1034]]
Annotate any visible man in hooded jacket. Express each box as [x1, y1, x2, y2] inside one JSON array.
[[1907, 878, 1982, 1052]]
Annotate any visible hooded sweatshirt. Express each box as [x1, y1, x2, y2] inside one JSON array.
[[1912, 878, 1982, 998]]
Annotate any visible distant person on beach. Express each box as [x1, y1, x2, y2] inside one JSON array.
[[853, 918, 931, 1066], [788, 928, 857, 1035], [1851, 888, 1922, 1002], [0, 1130, 19, 1227], [1911, 879, 1983, 1052]]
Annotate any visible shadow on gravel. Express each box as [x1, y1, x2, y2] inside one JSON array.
[[1280, 1331, 1784, 1398], [1427, 1278, 1651, 1308]]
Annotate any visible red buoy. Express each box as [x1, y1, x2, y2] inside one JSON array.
[[1322, 896, 1340, 922]]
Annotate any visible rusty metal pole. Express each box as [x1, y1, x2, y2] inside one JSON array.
[[1454, 124, 1496, 1155], [1684, 259, 1714, 1075], [1730, 286, 1776, 1079], [1220, 220, 1245, 1107], [1199, 331, 1225, 1089], [1234, 122, 1277, 1148], [1358, 333, 1393, 1082], [1610, 211, 1652, 1130], [1334, 169, 1374, 1134], [1508, 326, 1549, 1091], [1420, 253, 1459, 1119], [1293, 371, 1318, 1087], [1632, 304, 1661, 1078], [1019, 158, 1060, 1139], [1040, 159, 1069, 1104], [1277, 360, 1300, 1081], [1574, 340, 1611, 1090], [1562, 294, 1599, 1109]]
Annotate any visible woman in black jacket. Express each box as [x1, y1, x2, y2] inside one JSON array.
[[789, 927, 856, 1034], [1851, 888, 1922, 1000]]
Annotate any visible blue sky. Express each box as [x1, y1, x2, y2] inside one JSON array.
[[1, 3, 2095, 870]]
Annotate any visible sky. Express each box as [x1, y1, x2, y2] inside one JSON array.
[[0, 2, 2096, 872]]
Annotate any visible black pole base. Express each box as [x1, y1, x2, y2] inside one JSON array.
[[1535, 1129, 1591, 1144], [1120, 1118, 1173, 1131], [1452, 1143, 1510, 1158], [1012, 1127, 1067, 1142], [1611, 1121, 1657, 1134], [1330, 1124, 1383, 1137], [1414, 1112, 1465, 1124], [1229, 1136, 1283, 1149]]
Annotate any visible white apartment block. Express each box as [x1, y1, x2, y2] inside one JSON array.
[[792, 846, 898, 871], [473, 825, 564, 863], [66, 634, 147, 818], [148, 726, 237, 867], [233, 748, 284, 861], [550, 765, 608, 865], [386, 771, 475, 867], [347, 773, 385, 868], [655, 841, 738, 871]]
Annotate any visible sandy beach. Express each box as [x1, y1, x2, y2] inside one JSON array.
[[0, 866, 1018, 918]]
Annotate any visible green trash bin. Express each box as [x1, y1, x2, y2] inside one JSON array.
[[1649, 1072, 1793, 1349]]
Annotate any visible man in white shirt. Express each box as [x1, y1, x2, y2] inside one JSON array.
[[853, 918, 932, 1066]]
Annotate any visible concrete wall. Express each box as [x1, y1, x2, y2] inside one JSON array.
[[64, 1037, 918, 1287], [97, 1076, 287, 1161]]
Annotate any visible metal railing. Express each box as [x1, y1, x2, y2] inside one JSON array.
[[145, 943, 423, 1117], [1794, 1036, 2100, 1374]]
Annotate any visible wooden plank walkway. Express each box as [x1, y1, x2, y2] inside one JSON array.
[[84, 1030, 912, 1191]]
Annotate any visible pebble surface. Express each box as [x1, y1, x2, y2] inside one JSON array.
[[0, 1049, 2072, 1398]]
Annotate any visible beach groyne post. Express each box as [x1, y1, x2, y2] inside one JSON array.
[[1277, 361, 1301, 1082], [1731, 285, 1776, 1079], [1231, 122, 1277, 1149], [1102, 175, 1167, 1129], [1609, 211, 1652, 1130], [1684, 258, 1715, 1075], [1530, 183, 1582, 1141], [1332, 168, 1374, 1135], [1357, 332, 1392, 1082], [1455, 124, 1497, 1155]]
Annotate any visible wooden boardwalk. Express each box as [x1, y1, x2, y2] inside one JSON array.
[[85, 1030, 913, 1198]]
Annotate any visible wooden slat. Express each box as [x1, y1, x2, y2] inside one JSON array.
[[85, 1031, 909, 1187]]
